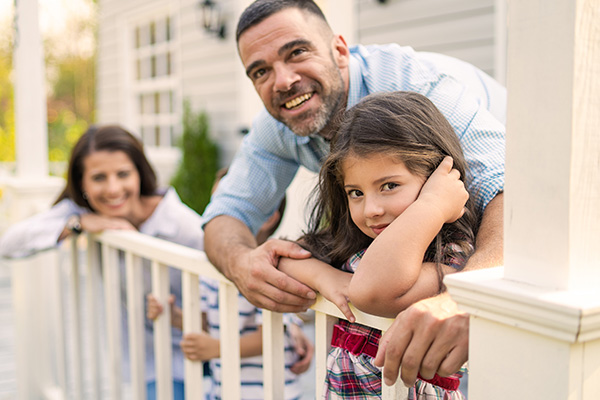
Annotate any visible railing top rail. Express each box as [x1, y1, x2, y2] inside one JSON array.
[[94, 230, 395, 330], [92, 230, 228, 283]]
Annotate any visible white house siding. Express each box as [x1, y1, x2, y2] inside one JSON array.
[[177, 0, 245, 164], [356, 0, 497, 76]]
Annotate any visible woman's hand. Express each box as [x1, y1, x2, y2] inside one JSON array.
[[288, 323, 314, 374], [180, 332, 220, 361], [80, 213, 137, 233]]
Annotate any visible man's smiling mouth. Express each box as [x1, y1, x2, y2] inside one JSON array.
[[284, 93, 312, 109]]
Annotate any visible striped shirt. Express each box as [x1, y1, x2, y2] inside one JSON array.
[[200, 278, 303, 400], [203, 44, 505, 235]]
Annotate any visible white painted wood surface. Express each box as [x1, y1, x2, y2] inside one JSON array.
[[13, 0, 49, 178], [446, 1, 600, 399], [6, 228, 411, 399]]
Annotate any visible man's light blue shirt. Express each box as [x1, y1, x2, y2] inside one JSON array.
[[203, 44, 506, 235]]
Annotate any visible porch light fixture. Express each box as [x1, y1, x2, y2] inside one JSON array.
[[199, 0, 226, 39]]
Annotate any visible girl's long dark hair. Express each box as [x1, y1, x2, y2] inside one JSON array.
[[301, 92, 478, 288]]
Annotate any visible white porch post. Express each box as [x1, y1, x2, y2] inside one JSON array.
[[5, 1, 66, 399], [445, 0, 600, 399], [4, 0, 64, 226], [14, 0, 48, 178]]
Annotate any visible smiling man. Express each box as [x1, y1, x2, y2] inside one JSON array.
[[202, 0, 505, 388]]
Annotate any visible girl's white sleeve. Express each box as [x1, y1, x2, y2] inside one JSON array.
[[0, 200, 82, 259]]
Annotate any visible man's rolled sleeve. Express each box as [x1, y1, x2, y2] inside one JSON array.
[[202, 117, 300, 235]]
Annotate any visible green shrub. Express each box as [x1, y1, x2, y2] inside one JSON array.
[[171, 102, 219, 214]]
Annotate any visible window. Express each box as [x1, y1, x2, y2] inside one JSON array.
[[132, 15, 179, 147]]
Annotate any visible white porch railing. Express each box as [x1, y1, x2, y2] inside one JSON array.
[[10, 229, 407, 399]]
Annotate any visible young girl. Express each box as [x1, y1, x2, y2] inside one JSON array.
[[278, 91, 478, 399]]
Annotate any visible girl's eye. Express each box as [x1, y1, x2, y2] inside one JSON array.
[[382, 182, 399, 191], [347, 189, 363, 199], [118, 170, 131, 179], [91, 175, 105, 182]]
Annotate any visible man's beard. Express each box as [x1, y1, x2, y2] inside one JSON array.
[[273, 64, 346, 137]]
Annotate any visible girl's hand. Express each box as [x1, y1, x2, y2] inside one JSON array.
[[316, 271, 356, 323], [80, 213, 137, 233], [180, 332, 220, 361], [288, 323, 314, 374], [418, 156, 468, 223]]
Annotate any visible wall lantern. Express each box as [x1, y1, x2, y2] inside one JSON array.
[[199, 0, 226, 39]]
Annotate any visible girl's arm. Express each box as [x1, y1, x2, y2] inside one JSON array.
[[350, 157, 468, 316], [279, 257, 356, 322]]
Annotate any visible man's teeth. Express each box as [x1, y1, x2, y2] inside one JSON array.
[[285, 93, 312, 109]]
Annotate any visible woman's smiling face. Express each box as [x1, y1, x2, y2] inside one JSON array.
[[81, 150, 142, 219]]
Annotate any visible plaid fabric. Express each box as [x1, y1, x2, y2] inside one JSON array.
[[322, 251, 466, 399]]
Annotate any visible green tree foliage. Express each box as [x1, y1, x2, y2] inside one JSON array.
[[47, 54, 96, 163], [0, 26, 14, 162], [0, 1, 96, 168], [170, 102, 220, 215]]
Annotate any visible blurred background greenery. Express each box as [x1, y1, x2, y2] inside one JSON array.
[[0, 0, 96, 176]]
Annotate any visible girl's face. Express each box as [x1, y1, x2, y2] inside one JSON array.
[[342, 153, 426, 239], [81, 150, 142, 219]]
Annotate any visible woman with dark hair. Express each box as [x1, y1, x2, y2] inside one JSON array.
[[0, 125, 204, 399]]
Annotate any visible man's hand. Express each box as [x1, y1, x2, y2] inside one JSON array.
[[374, 293, 468, 387], [205, 216, 316, 313], [233, 239, 317, 312]]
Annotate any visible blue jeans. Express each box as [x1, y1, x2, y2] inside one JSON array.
[[146, 380, 185, 400]]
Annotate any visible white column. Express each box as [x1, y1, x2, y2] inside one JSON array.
[[6, 2, 66, 399], [445, 0, 600, 399], [13, 0, 49, 178], [3, 0, 64, 229]]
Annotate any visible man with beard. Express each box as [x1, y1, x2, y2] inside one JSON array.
[[202, 0, 505, 388]]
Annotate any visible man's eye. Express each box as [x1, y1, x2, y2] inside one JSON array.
[[252, 68, 266, 80], [382, 182, 399, 191], [291, 48, 306, 57], [347, 189, 362, 199]]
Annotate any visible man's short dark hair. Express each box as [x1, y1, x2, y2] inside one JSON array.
[[236, 0, 329, 42]]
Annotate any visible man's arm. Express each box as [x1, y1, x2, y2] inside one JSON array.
[[464, 192, 504, 271], [204, 215, 316, 313], [374, 192, 503, 386]]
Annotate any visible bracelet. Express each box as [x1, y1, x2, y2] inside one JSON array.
[[66, 214, 83, 235]]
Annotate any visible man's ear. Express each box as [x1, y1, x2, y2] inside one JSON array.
[[332, 34, 350, 68]]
